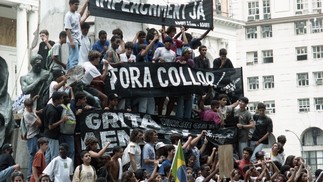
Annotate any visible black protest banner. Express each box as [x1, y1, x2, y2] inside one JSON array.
[[89, 0, 213, 30], [79, 110, 237, 151], [105, 62, 243, 102]]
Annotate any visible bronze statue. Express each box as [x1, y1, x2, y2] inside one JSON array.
[[0, 57, 14, 147], [20, 54, 51, 110]]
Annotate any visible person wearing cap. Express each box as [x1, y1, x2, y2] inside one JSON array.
[[160, 26, 188, 56], [0, 143, 17, 182], [43, 91, 68, 164], [104, 93, 119, 111], [152, 36, 176, 63], [152, 36, 177, 116], [20, 54, 51, 110], [235, 96, 254, 159], [122, 129, 144, 171]]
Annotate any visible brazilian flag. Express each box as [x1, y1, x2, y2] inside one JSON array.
[[171, 140, 187, 182]]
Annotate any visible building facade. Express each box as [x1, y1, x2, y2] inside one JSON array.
[[233, 0, 323, 171]]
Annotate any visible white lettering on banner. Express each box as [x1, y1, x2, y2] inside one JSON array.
[[179, 67, 192, 86], [81, 131, 130, 149], [95, 0, 187, 20], [196, 71, 208, 86], [139, 3, 148, 15], [130, 2, 140, 14], [85, 112, 161, 130], [143, 67, 153, 87], [189, 1, 206, 20], [85, 113, 101, 130], [215, 72, 226, 88], [187, 67, 200, 86], [205, 72, 215, 85], [129, 67, 142, 88], [157, 67, 168, 87], [168, 67, 181, 86], [119, 67, 130, 88], [121, 1, 130, 12]]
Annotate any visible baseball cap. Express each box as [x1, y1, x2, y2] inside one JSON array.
[[155, 142, 166, 150], [1, 143, 12, 151]]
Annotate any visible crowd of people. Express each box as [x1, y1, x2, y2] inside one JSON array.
[[0, 0, 323, 181]]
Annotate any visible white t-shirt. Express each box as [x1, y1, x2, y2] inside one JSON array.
[[120, 53, 136, 62], [78, 35, 91, 66], [49, 42, 64, 71], [122, 141, 141, 170], [153, 47, 176, 62], [43, 156, 74, 182], [81, 62, 101, 85], [48, 81, 64, 104], [195, 176, 215, 182], [64, 11, 81, 43], [23, 111, 39, 139]]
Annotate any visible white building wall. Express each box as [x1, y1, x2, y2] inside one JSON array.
[[235, 0, 323, 160]]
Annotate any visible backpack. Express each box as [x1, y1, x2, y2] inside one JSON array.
[[78, 164, 96, 179]]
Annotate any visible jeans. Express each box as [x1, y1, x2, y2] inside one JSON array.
[[27, 136, 38, 177], [45, 138, 59, 165], [0, 166, 15, 182], [250, 141, 264, 162], [59, 134, 75, 164], [176, 95, 193, 119], [67, 42, 79, 69]]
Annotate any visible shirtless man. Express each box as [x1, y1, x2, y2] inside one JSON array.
[[107, 146, 124, 182]]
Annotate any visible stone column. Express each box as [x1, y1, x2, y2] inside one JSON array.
[[16, 4, 30, 96], [28, 6, 39, 51]]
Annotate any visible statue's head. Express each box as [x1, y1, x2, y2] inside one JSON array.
[[30, 54, 43, 73], [0, 57, 9, 97]]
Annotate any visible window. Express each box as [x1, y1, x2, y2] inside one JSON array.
[[296, 47, 308, 61], [297, 73, 309, 86], [295, 21, 307, 35], [263, 0, 271, 19], [314, 97, 323, 110], [248, 102, 257, 113], [312, 0, 322, 13], [298, 98, 310, 112], [246, 27, 257, 39], [246, 51, 258, 65], [248, 2, 259, 21], [311, 18, 323, 33], [303, 128, 323, 172], [248, 77, 259, 90], [313, 71, 323, 85], [264, 100, 275, 114], [263, 75, 274, 89], [262, 25, 272, 38], [296, 0, 308, 12], [312, 45, 323, 59], [262, 50, 273, 63]]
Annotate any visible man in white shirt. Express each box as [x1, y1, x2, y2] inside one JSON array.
[[43, 143, 74, 182], [78, 22, 91, 66], [81, 50, 109, 108], [122, 129, 143, 171]]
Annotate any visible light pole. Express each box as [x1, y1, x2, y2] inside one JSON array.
[[285, 129, 304, 157]]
